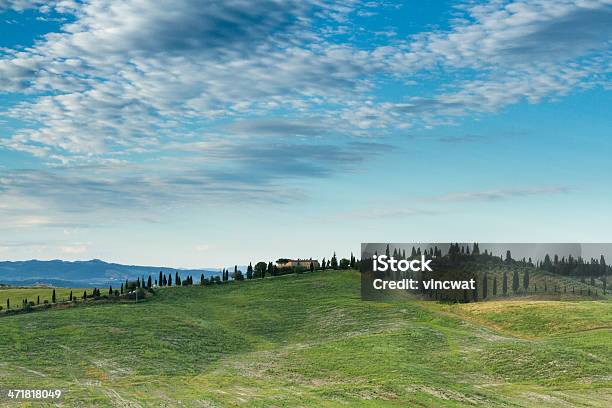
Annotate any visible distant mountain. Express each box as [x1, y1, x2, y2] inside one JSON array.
[[0, 259, 220, 288]]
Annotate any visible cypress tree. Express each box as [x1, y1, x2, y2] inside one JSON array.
[[6, 299, 9, 309], [267, 262, 274, 276], [37, 295, 41, 304], [200, 273, 205, 285], [83, 290, 87, 300], [472, 242, 480, 255], [52, 289, 56, 303], [493, 276, 497, 296], [512, 270, 519, 293], [247, 263, 253, 280], [120, 283, 124, 294], [502, 271, 508, 295], [147, 275, 152, 289], [331, 252, 338, 269], [168, 274, 172, 286], [523, 269, 530, 290], [109, 285, 113, 296], [482, 272, 488, 299], [310, 262, 314, 272], [69, 291, 73, 301], [159, 271, 163, 287], [137, 277, 141, 288]]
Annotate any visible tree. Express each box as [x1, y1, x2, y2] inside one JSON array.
[[310, 261, 314, 272], [339, 258, 350, 269], [168, 274, 172, 287], [482, 272, 488, 299], [255, 262, 267, 278], [472, 242, 480, 255], [234, 266, 244, 281], [246, 262, 253, 280], [109, 285, 113, 296], [38, 295, 41, 304], [6, 299, 9, 309], [331, 252, 338, 269], [52, 289, 56, 303], [163, 274, 167, 286], [200, 273, 205, 285], [176, 272, 181, 286], [512, 270, 519, 293], [523, 269, 530, 290], [267, 262, 274, 276], [350, 253, 355, 268], [120, 283, 124, 294], [147, 275, 152, 289], [159, 271, 163, 287], [493, 276, 497, 296], [505, 250, 512, 264], [502, 271, 508, 295], [83, 290, 87, 300], [137, 277, 141, 288], [321, 258, 326, 270]]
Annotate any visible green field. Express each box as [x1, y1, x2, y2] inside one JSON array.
[[0, 287, 83, 310], [0, 270, 610, 407]]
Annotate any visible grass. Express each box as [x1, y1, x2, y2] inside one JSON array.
[[0, 287, 84, 310], [0, 270, 609, 407]]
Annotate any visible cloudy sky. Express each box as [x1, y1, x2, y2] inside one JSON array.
[[0, 0, 610, 267]]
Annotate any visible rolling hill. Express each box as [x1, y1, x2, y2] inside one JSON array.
[[0, 269, 609, 407]]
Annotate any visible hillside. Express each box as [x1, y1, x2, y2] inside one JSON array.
[[0, 270, 610, 407]]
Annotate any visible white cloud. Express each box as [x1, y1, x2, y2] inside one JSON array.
[[0, 0, 609, 219], [0, 1, 46, 11], [1, 0, 609, 158]]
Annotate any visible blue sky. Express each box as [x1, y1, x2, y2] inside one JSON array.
[[0, 0, 611, 267]]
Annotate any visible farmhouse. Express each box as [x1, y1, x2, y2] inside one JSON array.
[[276, 258, 320, 269]]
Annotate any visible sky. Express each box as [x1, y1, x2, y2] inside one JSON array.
[[0, 0, 611, 268]]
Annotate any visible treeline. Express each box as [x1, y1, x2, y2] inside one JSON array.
[[384, 243, 609, 280], [374, 243, 608, 301], [197, 252, 358, 285]]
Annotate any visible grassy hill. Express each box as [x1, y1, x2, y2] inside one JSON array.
[[0, 270, 610, 407], [0, 287, 83, 310]]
